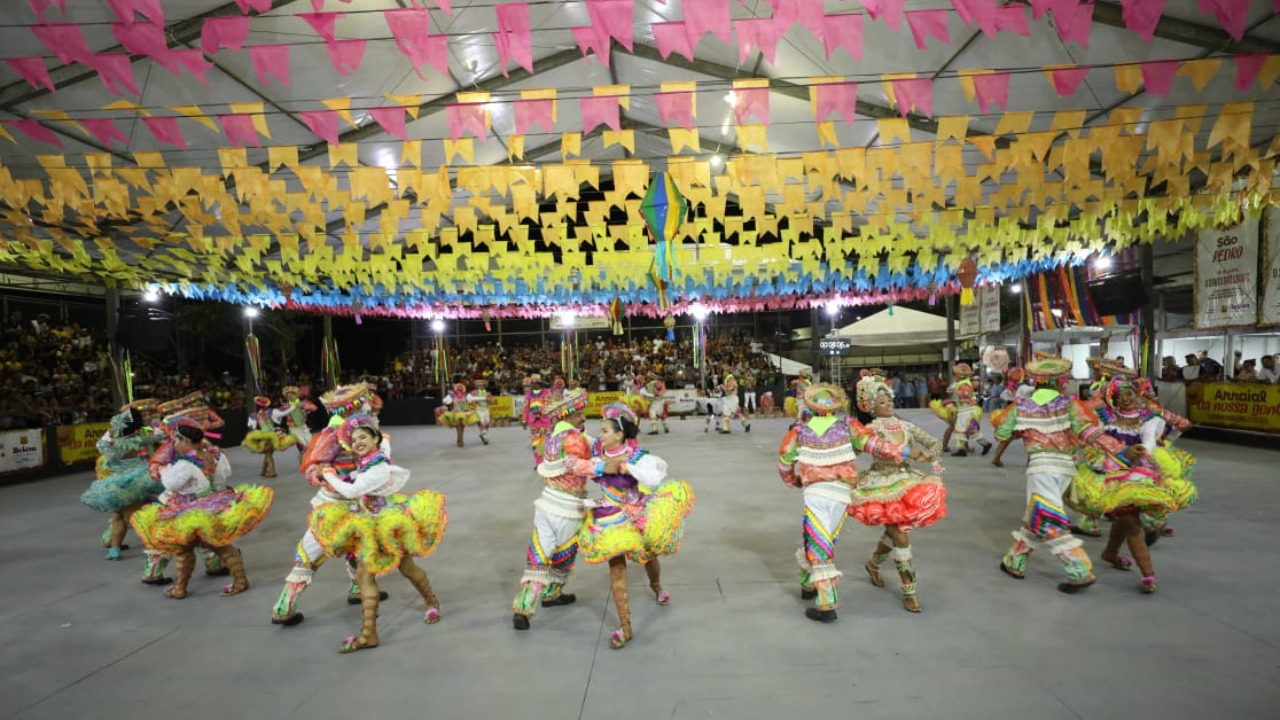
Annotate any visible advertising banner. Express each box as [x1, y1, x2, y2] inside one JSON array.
[[959, 300, 980, 336], [1195, 218, 1259, 328], [584, 391, 624, 417], [0, 428, 45, 473], [980, 286, 1002, 334], [57, 423, 110, 466], [1186, 382, 1280, 434], [1262, 208, 1280, 325]]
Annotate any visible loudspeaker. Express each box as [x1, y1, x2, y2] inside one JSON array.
[[1086, 272, 1148, 316]]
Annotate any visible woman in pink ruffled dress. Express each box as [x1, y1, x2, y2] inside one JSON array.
[[849, 373, 948, 613]]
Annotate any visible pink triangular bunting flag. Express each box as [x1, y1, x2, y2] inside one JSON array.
[[1120, 0, 1164, 42], [300, 109, 340, 145], [172, 49, 214, 85], [588, 0, 634, 52], [823, 14, 864, 60], [685, 0, 731, 44], [906, 10, 950, 49], [201, 16, 251, 54], [249, 45, 291, 86], [447, 103, 488, 140], [4, 57, 55, 92], [515, 98, 556, 134], [28, 0, 67, 22], [31, 24, 93, 65], [815, 82, 858, 125], [1199, 0, 1248, 41], [1140, 59, 1179, 96], [655, 91, 696, 129], [994, 6, 1029, 36], [7, 119, 62, 147], [773, 0, 826, 39], [80, 117, 126, 145], [325, 39, 366, 75], [220, 114, 262, 146], [891, 77, 932, 117], [862, 0, 904, 30], [111, 22, 173, 72], [300, 12, 342, 43], [733, 86, 770, 125], [652, 22, 694, 60], [571, 25, 610, 66], [735, 18, 780, 64], [495, 3, 534, 74], [1048, 66, 1090, 96], [1233, 52, 1268, 90], [87, 54, 140, 95], [141, 116, 185, 149], [370, 106, 409, 140], [106, 0, 163, 25], [1053, 2, 1094, 47], [972, 72, 1010, 112], [233, 0, 273, 12], [580, 95, 621, 134]]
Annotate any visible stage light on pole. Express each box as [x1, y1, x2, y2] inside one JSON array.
[[244, 307, 259, 318], [1009, 283, 1022, 294], [431, 319, 445, 333], [558, 311, 576, 328], [143, 288, 160, 303], [690, 305, 710, 321], [1093, 255, 1112, 271]]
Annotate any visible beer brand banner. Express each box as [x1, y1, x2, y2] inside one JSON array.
[[57, 423, 110, 465], [1186, 382, 1280, 434], [584, 391, 624, 418], [1194, 218, 1259, 329], [0, 428, 45, 473], [1262, 208, 1280, 326]]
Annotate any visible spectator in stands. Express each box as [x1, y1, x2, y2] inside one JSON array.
[[1160, 356, 1181, 382], [1255, 356, 1279, 384], [1181, 354, 1200, 383], [1236, 359, 1258, 383]]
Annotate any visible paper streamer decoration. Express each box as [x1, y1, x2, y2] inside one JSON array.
[[246, 332, 263, 394], [640, 172, 687, 312]]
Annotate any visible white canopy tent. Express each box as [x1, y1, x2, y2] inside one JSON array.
[[764, 352, 812, 377], [830, 307, 972, 347]]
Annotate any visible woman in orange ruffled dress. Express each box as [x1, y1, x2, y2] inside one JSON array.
[[849, 373, 948, 613]]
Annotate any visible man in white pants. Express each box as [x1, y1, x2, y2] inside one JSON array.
[[467, 377, 492, 445], [513, 394, 594, 629], [641, 379, 669, 435]]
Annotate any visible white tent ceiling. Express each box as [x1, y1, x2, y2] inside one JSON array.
[[831, 305, 970, 346], [0, 0, 1270, 314]]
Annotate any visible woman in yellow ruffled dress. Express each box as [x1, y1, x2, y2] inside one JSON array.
[[241, 395, 298, 477], [576, 403, 694, 649], [130, 420, 274, 599], [440, 381, 480, 447], [308, 414, 447, 653], [1069, 377, 1197, 594]]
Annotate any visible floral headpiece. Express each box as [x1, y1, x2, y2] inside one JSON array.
[[855, 373, 892, 414], [803, 383, 847, 416], [157, 391, 208, 417], [1104, 375, 1139, 407], [337, 413, 381, 449], [952, 363, 974, 377], [121, 397, 160, 421], [601, 401, 638, 426], [253, 395, 272, 408], [541, 392, 590, 419], [320, 382, 376, 415]]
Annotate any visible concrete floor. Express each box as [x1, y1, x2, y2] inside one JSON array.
[[1, 412, 1277, 720]]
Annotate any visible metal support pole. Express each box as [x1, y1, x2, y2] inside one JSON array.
[[945, 294, 957, 371], [106, 288, 123, 408], [809, 306, 821, 381], [1140, 244, 1157, 377]]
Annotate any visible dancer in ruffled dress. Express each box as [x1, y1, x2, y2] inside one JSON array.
[[467, 377, 493, 446], [441, 381, 479, 447], [512, 393, 592, 630], [716, 373, 751, 434], [577, 403, 695, 648], [1134, 377, 1193, 544], [524, 375, 555, 465], [945, 363, 992, 457], [81, 404, 165, 560], [852, 374, 947, 613], [621, 374, 651, 420], [988, 368, 1032, 468], [243, 395, 297, 478], [784, 370, 812, 420], [271, 382, 381, 625], [130, 420, 273, 599], [640, 379, 669, 435], [777, 385, 914, 623], [995, 356, 1122, 594], [277, 386, 317, 456], [1069, 377, 1197, 594], [308, 414, 447, 653]]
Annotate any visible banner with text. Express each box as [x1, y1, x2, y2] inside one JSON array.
[[980, 286, 1002, 334], [1262, 208, 1280, 325], [1186, 382, 1280, 434], [960, 299, 979, 336], [1195, 219, 1259, 328], [0, 428, 45, 473], [57, 423, 110, 466]]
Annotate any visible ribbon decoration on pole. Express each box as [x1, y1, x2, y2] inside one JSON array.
[[109, 346, 134, 404], [321, 334, 341, 389], [640, 171, 687, 312], [432, 335, 449, 385], [692, 321, 705, 371], [608, 297, 625, 335], [560, 335, 577, 380], [245, 332, 263, 395]]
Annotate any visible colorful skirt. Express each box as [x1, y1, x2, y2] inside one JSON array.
[[440, 409, 479, 428], [80, 461, 164, 513], [988, 404, 1014, 432], [621, 393, 650, 417], [309, 490, 447, 576], [578, 479, 695, 565], [242, 429, 297, 454], [928, 399, 957, 425], [1069, 447, 1195, 521], [848, 470, 947, 532], [130, 486, 274, 553], [784, 396, 799, 419]]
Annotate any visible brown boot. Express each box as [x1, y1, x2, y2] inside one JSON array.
[[398, 557, 441, 624], [608, 556, 632, 648], [340, 565, 381, 653], [261, 452, 277, 478], [215, 546, 250, 596], [455, 427, 465, 448], [164, 549, 196, 599]]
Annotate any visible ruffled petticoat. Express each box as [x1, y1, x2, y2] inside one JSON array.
[[621, 393, 650, 417], [847, 468, 947, 532], [577, 480, 695, 565], [309, 490, 448, 576], [439, 409, 479, 428], [130, 486, 274, 553], [242, 429, 298, 453], [1069, 448, 1195, 521]]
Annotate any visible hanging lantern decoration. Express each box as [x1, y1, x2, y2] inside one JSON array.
[[608, 297, 625, 335], [663, 315, 676, 341], [957, 256, 979, 305], [246, 332, 263, 395], [641, 172, 688, 312]]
